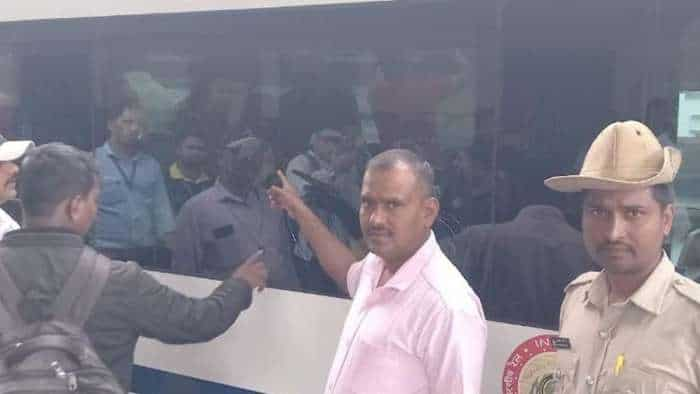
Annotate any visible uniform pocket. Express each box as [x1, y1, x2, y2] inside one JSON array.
[[100, 177, 126, 206], [553, 351, 579, 394], [599, 367, 669, 394]]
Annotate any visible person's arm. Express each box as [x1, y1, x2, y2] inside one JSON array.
[[422, 307, 487, 394], [268, 170, 357, 294], [120, 250, 267, 343]]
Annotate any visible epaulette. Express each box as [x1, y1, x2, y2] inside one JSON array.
[[672, 274, 700, 307], [564, 271, 598, 293]]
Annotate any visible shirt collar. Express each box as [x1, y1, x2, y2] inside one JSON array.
[[587, 253, 675, 315], [212, 180, 261, 205], [103, 142, 144, 161], [373, 231, 437, 292], [169, 162, 210, 183], [2, 227, 85, 248]]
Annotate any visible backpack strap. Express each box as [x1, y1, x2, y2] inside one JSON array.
[[0, 248, 24, 328], [52, 247, 111, 327]]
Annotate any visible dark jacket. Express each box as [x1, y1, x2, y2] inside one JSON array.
[[450, 205, 596, 329], [0, 229, 253, 390]]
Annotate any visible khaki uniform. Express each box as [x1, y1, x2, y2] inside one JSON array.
[[555, 256, 700, 393]]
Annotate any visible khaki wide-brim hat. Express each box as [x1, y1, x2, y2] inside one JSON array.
[[544, 120, 682, 192]]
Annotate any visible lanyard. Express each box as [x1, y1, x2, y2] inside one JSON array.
[[109, 155, 137, 190]]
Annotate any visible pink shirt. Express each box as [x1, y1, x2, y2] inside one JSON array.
[[325, 232, 487, 394]]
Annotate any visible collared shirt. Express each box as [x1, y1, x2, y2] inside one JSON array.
[[325, 232, 487, 394], [450, 205, 594, 328], [93, 143, 175, 249], [166, 162, 213, 214], [172, 181, 300, 290], [556, 255, 700, 393], [0, 208, 19, 240]]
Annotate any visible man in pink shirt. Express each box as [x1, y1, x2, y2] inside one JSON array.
[[269, 149, 487, 393]]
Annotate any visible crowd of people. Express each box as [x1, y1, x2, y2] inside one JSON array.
[[12, 118, 700, 393], [0, 55, 699, 392]]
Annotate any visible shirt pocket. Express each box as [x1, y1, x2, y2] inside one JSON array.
[[99, 177, 127, 207], [133, 176, 157, 206], [348, 340, 426, 394], [553, 351, 579, 394], [598, 366, 669, 394]]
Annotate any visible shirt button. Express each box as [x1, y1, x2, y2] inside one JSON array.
[[598, 330, 609, 339], [585, 375, 595, 386], [553, 369, 562, 380]]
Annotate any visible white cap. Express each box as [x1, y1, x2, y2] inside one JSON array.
[[0, 137, 34, 162]]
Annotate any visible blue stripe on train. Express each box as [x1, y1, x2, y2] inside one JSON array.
[[132, 365, 262, 394]]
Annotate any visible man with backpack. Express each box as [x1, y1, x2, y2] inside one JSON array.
[[0, 143, 268, 391]]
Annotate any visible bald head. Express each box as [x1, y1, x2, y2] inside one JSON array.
[[365, 149, 436, 198]]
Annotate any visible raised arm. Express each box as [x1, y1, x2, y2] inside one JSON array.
[[268, 170, 357, 294]]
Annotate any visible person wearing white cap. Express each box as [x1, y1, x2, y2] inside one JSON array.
[[0, 136, 34, 239], [545, 121, 700, 393]]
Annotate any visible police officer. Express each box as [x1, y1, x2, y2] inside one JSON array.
[[545, 121, 700, 393]]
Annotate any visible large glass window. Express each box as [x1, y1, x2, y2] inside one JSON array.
[[2, 0, 700, 332]]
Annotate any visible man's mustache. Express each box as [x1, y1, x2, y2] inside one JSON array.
[[597, 242, 634, 253]]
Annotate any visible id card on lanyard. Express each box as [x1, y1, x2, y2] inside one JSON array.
[[109, 155, 137, 190]]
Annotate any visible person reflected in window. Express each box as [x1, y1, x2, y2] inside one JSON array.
[[286, 129, 364, 294], [286, 128, 344, 193], [287, 128, 366, 217], [441, 144, 512, 227], [174, 59, 256, 174], [172, 136, 300, 290], [451, 202, 595, 329], [91, 96, 175, 268], [166, 133, 213, 215], [278, 54, 360, 163]]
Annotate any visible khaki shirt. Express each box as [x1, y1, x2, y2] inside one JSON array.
[[556, 255, 700, 393]]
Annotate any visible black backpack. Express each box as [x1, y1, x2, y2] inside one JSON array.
[[0, 247, 125, 393]]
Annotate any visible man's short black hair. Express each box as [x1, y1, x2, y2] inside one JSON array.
[[18, 143, 99, 218], [366, 149, 436, 198], [105, 94, 140, 124], [174, 132, 205, 148]]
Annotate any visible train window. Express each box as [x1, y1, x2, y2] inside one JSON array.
[[2, 0, 700, 331]]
